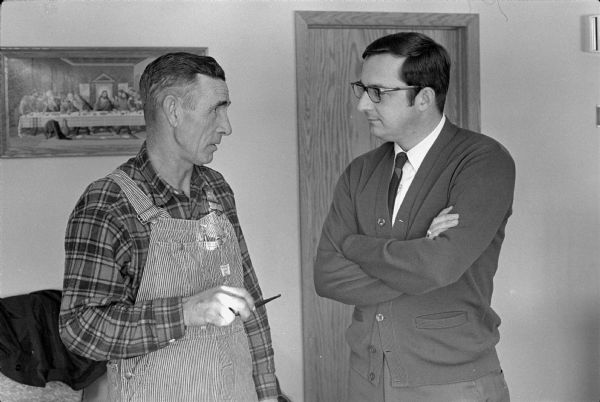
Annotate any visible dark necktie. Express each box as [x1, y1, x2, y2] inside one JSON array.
[[388, 152, 408, 217]]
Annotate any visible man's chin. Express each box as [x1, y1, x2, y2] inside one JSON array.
[[369, 129, 388, 142], [195, 153, 213, 166]]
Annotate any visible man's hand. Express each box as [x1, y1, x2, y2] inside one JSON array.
[[182, 285, 255, 327], [426, 206, 459, 239]]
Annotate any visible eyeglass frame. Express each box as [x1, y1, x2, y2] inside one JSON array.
[[350, 81, 422, 103]]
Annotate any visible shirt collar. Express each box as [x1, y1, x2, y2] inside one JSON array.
[[133, 142, 207, 206], [394, 115, 446, 172]]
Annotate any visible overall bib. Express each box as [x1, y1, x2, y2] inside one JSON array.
[[106, 169, 258, 402]]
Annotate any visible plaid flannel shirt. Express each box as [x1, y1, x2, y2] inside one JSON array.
[[59, 143, 278, 400]]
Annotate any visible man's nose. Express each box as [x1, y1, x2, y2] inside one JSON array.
[[356, 92, 373, 113], [220, 115, 232, 136]]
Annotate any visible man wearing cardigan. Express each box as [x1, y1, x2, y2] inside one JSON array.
[[314, 32, 515, 401]]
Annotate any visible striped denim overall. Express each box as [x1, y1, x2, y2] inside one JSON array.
[[106, 169, 257, 402]]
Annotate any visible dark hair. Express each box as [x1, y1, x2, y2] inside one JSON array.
[[362, 32, 450, 113], [139, 52, 226, 122]]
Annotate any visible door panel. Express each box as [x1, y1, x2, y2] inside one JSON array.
[[296, 12, 479, 402]]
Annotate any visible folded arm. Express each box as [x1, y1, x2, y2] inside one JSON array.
[[314, 166, 405, 306], [342, 144, 515, 295]]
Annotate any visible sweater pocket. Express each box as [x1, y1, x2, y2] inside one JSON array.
[[414, 311, 467, 329]]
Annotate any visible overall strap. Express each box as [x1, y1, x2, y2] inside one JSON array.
[[108, 169, 170, 224]]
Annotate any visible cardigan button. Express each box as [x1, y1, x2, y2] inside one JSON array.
[[368, 345, 377, 354], [376, 313, 384, 322], [377, 218, 386, 226], [369, 372, 376, 381]]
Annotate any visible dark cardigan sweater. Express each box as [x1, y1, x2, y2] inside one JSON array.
[[315, 120, 515, 390]]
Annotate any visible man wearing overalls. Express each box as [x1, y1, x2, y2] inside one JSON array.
[[59, 53, 280, 402]]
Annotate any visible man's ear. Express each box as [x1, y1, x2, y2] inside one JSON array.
[[416, 87, 436, 112], [162, 94, 179, 127]]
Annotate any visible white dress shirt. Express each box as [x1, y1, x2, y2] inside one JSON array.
[[391, 115, 446, 225]]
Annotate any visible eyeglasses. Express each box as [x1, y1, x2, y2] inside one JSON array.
[[350, 81, 421, 103]]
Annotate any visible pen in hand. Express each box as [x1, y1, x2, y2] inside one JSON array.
[[230, 294, 281, 316], [255, 294, 281, 309]]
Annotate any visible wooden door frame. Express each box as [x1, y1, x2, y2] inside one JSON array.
[[295, 11, 480, 401]]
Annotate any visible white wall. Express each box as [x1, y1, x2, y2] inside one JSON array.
[[1, 1, 598, 401]]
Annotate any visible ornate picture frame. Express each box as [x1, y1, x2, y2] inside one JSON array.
[[0, 47, 207, 158]]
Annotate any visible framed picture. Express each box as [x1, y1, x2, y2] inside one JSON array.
[[0, 47, 207, 158]]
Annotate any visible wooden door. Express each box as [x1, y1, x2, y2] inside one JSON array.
[[296, 11, 480, 402]]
